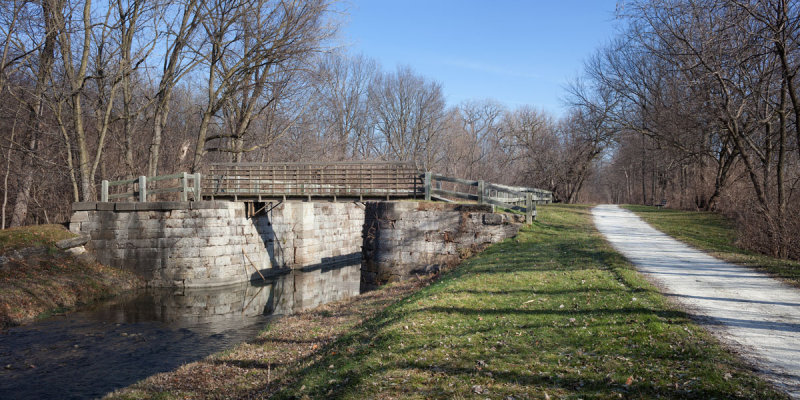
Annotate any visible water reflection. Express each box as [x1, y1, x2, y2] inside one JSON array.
[[0, 262, 360, 399]]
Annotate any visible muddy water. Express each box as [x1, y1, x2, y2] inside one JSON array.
[[0, 261, 360, 399]]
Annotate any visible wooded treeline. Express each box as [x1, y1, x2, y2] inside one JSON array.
[[1, 0, 797, 259], [578, 0, 800, 259], [0, 0, 605, 228]]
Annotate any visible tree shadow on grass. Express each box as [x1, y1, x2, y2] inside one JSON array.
[[246, 293, 782, 399]]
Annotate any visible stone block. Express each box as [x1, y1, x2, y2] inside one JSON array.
[[159, 201, 190, 210], [214, 255, 232, 267], [293, 252, 319, 266], [482, 213, 503, 226], [171, 246, 200, 258], [168, 209, 191, 219], [96, 202, 115, 211], [207, 236, 231, 246], [79, 221, 102, 232], [164, 227, 196, 237], [93, 230, 117, 241], [134, 219, 165, 231], [221, 201, 241, 210], [133, 202, 161, 211], [164, 218, 186, 229], [202, 218, 231, 228], [190, 201, 224, 210], [115, 202, 137, 211], [293, 237, 319, 248], [71, 211, 90, 223], [156, 237, 183, 248], [132, 228, 163, 240], [72, 202, 98, 211], [69, 222, 81, 233], [199, 246, 228, 258], [171, 257, 203, 268]]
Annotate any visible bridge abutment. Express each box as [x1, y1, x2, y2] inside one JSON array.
[[70, 201, 364, 288], [70, 200, 521, 290]]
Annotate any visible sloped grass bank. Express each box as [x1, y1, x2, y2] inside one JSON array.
[[273, 204, 784, 399], [0, 224, 140, 329], [624, 205, 800, 288]]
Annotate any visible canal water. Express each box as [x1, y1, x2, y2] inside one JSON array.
[[0, 261, 360, 399]]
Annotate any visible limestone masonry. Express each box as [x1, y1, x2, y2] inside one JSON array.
[[70, 200, 521, 289], [361, 202, 522, 289], [70, 201, 364, 287]]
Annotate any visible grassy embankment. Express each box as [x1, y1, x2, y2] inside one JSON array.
[[0, 224, 140, 329], [624, 205, 800, 287], [113, 204, 784, 399]]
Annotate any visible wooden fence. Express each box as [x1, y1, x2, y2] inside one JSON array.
[[101, 173, 201, 202], [203, 162, 422, 201], [422, 172, 552, 223]]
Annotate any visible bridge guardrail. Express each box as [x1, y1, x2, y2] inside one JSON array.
[[423, 172, 552, 223], [101, 173, 201, 202], [204, 162, 422, 201], [97, 164, 552, 224]]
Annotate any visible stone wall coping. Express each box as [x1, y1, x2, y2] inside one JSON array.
[[71, 201, 236, 212], [362, 200, 493, 213]]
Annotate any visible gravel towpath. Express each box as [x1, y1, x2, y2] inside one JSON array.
[[592, 204, 800, 397]]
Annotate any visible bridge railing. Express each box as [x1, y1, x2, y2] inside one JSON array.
[[204, 162, 423, 200], [101, 173, 201, 202], [423, 172, 552, 223]]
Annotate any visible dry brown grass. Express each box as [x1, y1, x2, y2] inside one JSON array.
[[0, 224, 141, 329]]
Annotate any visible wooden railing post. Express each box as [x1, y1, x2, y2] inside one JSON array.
[[180, 172, 189, 202], [477, 180, 484, 204], [138, 176, 147, 202], [526, 192, 533, 224], [194, 173, 202, 200], [424, 171, 431, 201], [101, 180, 108, 202]]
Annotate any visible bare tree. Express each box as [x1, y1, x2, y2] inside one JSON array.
[[614, 0, 799, 257], [502, 106, 561, 190], [453, 99, 506, 180], [369, 65, 447, 169], [7, 0, 59, 224], [147, 0, 203, 176], [190, 0, 335, 171], [309, 52, 377, 160]]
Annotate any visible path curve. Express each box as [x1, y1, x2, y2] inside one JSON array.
[[592, 205, 800, 397]]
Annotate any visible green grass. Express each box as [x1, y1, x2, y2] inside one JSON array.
[[0, 224, 77, 253], [272, 204, 784, 399], [623, 205, 800, 288]]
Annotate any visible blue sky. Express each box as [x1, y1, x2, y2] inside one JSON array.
[[339, 0, 623, 116]]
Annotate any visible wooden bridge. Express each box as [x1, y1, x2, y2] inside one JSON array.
[[205, 162, 421, 201], [100, 162, 553, 222]]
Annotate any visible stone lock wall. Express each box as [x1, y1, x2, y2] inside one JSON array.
[[256, 202, 365, 268], [70, 199, 519, 291], [70, 201, 365, 288], [361, 201, 522, 289]]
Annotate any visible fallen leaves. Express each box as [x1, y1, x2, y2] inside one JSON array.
[[471, 384, 488, 394], [625, 375, 634, 386]]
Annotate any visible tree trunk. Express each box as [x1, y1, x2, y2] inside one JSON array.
[[148, 107, 167, 176], [9, 0, 57, 226]]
